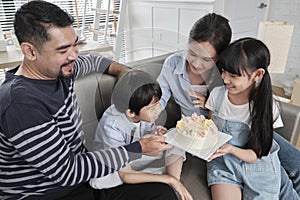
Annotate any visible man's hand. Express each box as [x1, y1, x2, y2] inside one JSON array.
[[139, 134, 172, 156]]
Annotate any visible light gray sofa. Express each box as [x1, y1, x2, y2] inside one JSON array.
[[74, 52, 300, 200]]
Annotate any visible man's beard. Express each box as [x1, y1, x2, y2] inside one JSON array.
[[58, 62, 74, 79], [58, 69, 73, 79]]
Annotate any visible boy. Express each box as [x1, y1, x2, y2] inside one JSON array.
[[90, 70, 192, 200]]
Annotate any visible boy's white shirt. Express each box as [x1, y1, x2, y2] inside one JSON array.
[[89, 172, 123, 189], [90, 104, 186, 189], [205, 86, 284, 128]]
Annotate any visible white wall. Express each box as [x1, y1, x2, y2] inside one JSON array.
[[267, 0, 300, 76], [125, 0, 300, 75]]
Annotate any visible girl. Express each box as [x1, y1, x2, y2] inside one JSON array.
[[91, 70, 192, 200], [205, 37, 292, 199]]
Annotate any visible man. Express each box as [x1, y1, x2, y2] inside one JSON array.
[[0, 1, 176, 199]]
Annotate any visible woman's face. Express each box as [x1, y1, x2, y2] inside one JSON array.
[[186, 41, 217, 75]]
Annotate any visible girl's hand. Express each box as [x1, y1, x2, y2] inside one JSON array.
[[169, 176, 193, 200], [188, 90, 207, 108], [207, 143, 233, 162], [153, 125, 167, 135]]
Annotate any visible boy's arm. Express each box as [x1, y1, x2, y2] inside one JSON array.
[[118, 165, 193, 200], [165, 154, 184, 180]]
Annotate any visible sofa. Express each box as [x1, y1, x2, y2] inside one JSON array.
[[74, 52, 300, 200]]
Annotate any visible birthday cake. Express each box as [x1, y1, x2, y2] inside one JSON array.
[[174, 113, 218, 149]]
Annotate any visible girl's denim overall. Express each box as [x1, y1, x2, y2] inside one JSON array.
[[206, 87, 281, 199]]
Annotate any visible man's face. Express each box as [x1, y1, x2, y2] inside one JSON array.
[[35, 25, 79, 79]]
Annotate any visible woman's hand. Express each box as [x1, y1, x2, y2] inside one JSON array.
[[168, 175, 193, 200], [188, 90, 207, 108]]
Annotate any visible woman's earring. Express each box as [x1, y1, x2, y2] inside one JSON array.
[[255, 78, 262, 88]]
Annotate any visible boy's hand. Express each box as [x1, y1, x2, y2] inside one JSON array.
[[153, 125, 167, 135], [139, 134, 172, 156]]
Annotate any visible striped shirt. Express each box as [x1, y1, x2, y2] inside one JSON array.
[[0, 54, 142, 199]]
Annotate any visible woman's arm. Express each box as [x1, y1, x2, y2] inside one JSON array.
[[156, 60, 174, 109]]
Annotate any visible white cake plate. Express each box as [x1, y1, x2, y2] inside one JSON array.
[[164, 128, 232, 160]]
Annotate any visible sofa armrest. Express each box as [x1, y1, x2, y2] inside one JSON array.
[[275, 101, 300, 146]]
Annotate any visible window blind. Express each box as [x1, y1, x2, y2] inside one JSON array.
[[0, 0, 121, 43], [0, 0, 27, 32], [0, 0, 126, 63], [0, 0, 96, 37]]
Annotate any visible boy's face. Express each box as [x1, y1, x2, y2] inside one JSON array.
[[137, 97, 161, 123]]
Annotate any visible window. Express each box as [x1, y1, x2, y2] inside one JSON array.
[[0, 0, 27, 32], [0, 0, 126, 64], [0, 0, 95, 36], [0, 0, 120, 38]]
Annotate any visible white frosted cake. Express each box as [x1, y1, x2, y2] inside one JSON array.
[[174, 113, 218, 149]]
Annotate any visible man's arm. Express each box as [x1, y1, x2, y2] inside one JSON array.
[[107, 61, 130, 76], [74, 55, 129, 78]]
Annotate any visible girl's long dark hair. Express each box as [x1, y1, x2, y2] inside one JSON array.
[[217, 37, 273, 158]]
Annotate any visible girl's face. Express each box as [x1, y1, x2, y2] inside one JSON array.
[[186, 41, 217, 75], [136, 97, 162, 123], [221, 69, 257, 98]]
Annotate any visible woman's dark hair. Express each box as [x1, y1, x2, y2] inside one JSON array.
[[217, 37, 273, 158], [112, 70, 161, 115], [189, 13, 232, 54], [14, 0, 74, 51]]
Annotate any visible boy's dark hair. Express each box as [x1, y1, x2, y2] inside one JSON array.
[[112, 70, 162, 115], [14, 0, 74, 51], [189, 13, 232, 54], [129, 84, 161, 115], [217, 37, 273, 158]]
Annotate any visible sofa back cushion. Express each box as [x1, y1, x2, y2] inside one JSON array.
[[74, 73, 117, 150]]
